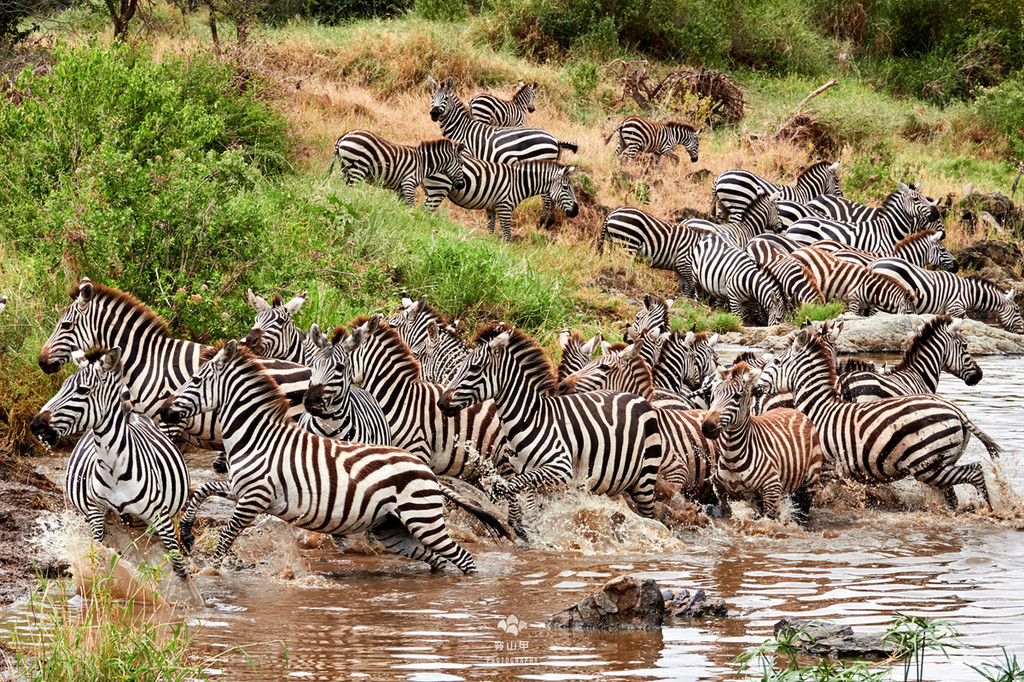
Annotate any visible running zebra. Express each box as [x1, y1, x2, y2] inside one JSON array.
[[556, 329, 602, 380], [469, 81, 537, 127], [428, 76, 577, 163], [409, 320, 470, 384], [599, 208, 712, 294], [329, 130, 466, 207], [422, 157, 579, 241], [786, 189, 942, 250], [31, 348, 192, 579], [755, 327, 1000, 508], [438, 326, 662, 520], [809, 182, 938, 224], [605, 116, 700, 166], [682, 189, 783, 249], [701, 362, 821, 522], [711, 161, 842, 222], [838, 316, 982, 402], [813, 230, 958, 272], [870, 260, 1023, 333], [692, 232, 788, 326], [161, 341, 507, 573], [308, 316, 507, 480], [38, 278, 310, 452], [790, 246, 918, 315]]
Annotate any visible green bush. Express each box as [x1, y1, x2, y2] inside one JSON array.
[[974, 77, 1024, 138], [415, 0, 471, 20], [305, 0, 413, 22], [568, 61, 599, 99]]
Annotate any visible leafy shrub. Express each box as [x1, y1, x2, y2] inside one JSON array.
[[306, 0, 413, 23], [415, 0, 471, 20], [568, 61, 599, 99], [974, 77, 1024, 138]]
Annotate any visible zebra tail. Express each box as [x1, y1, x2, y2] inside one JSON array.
[[559, 141, 579, 154], [597, 215, 609, 254], [603, 122, 623, 145], [709, 191, 719, 220], [439, 482, 511, 540], [967, 419, 1003, 459], [323, 152, 337, 181]]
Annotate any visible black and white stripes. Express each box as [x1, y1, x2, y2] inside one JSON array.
[[469, 81, 537, 127], [605, 116, 700, 166]]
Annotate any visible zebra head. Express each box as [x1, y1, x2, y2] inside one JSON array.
[[927, 231, 958, 272], [423, 138, 466, 190], [653, 330, 702, 392], [625, 293, 673, 342], [31, 348, 125, 446], [557, 353, 616, 395], [672, 124, 700, 163], [409, 320, 450, 384], [998, 288, 1023, 335], [897, 181, 940, 223], [428, 76, 456, 122], [824, 162, 843, 197], [514, 81, 537, 113], [387, 293, 431, 347], [701, 362, 760, 439], [39, 278, 101, 374], [161, 341, 241, 424], [242, 289, 306, 361], [766, 288, 788, 326], [556, 329, 602, 379], [935, 317, 983, 386], [745, 190, 784, 234], [304, 325, 360, 418], [438, 326, 514, 416], [548, 165, 579, 218]]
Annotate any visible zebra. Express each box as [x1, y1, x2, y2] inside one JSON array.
[[409, 320, 470, 384], [428, 76, 577, 164], [812, 230, 958, 272], [701, 361, 822, 522], [778, 200, 820, 229], [786, 189, 943, 251], [556, 337, 718, 504], [691, 232, 788, 326], [329, 130, 466, 207], [838, 316, 982, 402], [808, 182, 938, 224], [307, 316, 507, 480], [598, 208, 713, 295], [0, 296, 6, 315], [745, 240, 824, 306], [242, 290, 309, 364], [160, 341, 507, 573], [755, 327, 1001, 509], [438, 326, 663, 521], [650, 328, 720, 401], [30, 348, 192, 579], [682, 189, 784, 249], [422, 157, 579, 241], [37, 278, 310, 453], [387, 292, 447, 351], [604, 116, 700, 166], [556, 329, 602, 380], [711, 161, 842, 222], [624, 293, 674, 343], [870, 260, 1023, 334], [790, 246, 918, 315], [469, 81, 537, 127]]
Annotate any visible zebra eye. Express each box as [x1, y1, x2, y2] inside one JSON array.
[[60, 321, 73, 330], [336, 362, 346, 372], [192, 375, 201, 385], [75, 386, 89, 395]]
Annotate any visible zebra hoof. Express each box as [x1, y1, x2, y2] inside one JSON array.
[[212, 453, 228, 474]]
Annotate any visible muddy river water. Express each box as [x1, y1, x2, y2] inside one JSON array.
[[4, 347, 1024, 681]]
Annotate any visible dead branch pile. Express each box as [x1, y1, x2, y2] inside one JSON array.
[[776, 112, 840, 156], [600, 59, 745, 126]]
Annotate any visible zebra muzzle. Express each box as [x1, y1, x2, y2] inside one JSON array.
[[964, 367, 983, 386], [242, 328, 264, 353], [303, 384, 328, 416], [38, 348, 63, 375], [159, 398, 186, 425], [430, 108, 441, 122], [700, 412, 721, 439], [29, 412, 59, 446], [437, 392, 461, 417]]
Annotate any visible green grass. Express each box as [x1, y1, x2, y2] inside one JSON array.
[[790, 301, 846, 325]]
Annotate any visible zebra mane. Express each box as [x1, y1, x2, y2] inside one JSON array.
[[221, 344, 291, 421], [965, 273, 1006, 291], [802, 331, 842, 391], [691, 330, 712, 345], [352, 314, 421, 375], [795, 160, 836, 181], [71, 283, 171, 336], [894, 229, 941, 250], [271, 294, 284, 307], [732, 351, 760, 367], [895, 315, 953, 373], [330, 325, 349, 345], [837, 358, 879, 375], [474, 325, 557, 393], [605, 341, 628, 353], [514, 81, 533, 98], [879, 191, 904, 213], [665, 121, 696, 132], [82, 347, 109, 364]]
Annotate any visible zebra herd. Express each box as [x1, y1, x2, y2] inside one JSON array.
[[22, 272, 1009, 582]]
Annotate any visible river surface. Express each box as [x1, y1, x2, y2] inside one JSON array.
[[4, 347, 1024, 681]]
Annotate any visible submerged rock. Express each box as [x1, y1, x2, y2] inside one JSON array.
[[661, 588, 729, 617], [548, 575, 666, 630], [774, 616, 896, 660]]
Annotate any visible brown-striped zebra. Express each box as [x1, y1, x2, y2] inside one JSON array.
[[790, 246, 918, 315], [701, 362, 822, 522], [755, 328, 1000, 509], [161, 342, 507, 573]]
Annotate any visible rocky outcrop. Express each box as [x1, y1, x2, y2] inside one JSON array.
[[956, 239, 1024, 271], [548, 575, 666, 630], [774, 617, 896, 660], [959, 191, 1022, 234], [724, 313, 1024, 355], [661, 588, 729, 618]]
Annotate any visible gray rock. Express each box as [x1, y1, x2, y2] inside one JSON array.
[[548, 575, 666, 630], [980, 212, 1003, 234], [960, 191, 1020, 228], [662, 588, 729, 618], [774, 616, 897, 660], [956, 239, 1024, 271]]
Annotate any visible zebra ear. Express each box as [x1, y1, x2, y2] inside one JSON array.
[[489, 331, 511, 351], [714, 365, 727, 381], [518, 80, 525, 87], [408, 295, 428, 320], [283, 293, 306, 316], [930, 231, 942, 243], [427, 320, 439, 342], [78, 278, 94, 305], [427, 75, 438, 91], [246, 289, 271, 313], [623, 337, 642, 359], [708, 334, 719, 347], [664, 298, 675, 310], [581, 332, 602, 357], [400, 291, 413, 308], [684, 330, 695, 347], [898, 181, 909, 192], [0, 296, 6, 314], [793, 328, 811, 349], [219, 339, 239, 365], [769, 191, 782, 202], [306, 323, 327, 349], [913, 182, 922, 191], [643, 293, 654, 308], [828, 162, 840, 172], [100, 347, 122, 373], [343, 327, 366, 352], [533, 81, 538, 89], [829, 321, 844, 342], [600, 340, 612, 355], [557, 329, 571, 350], [747, 367, 763, 384], [444, 76, 453, 89], [366, 314, 382, 334], [950, 317, 963, 332], [1008, 288, 1017, 300]]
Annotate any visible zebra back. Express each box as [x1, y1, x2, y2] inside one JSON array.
[[468, 80, 536, 127]]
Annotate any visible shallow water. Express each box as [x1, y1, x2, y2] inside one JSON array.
[[4, 348, 1024, 681]]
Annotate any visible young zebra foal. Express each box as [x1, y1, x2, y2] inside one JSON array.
[[605, 116, 700, 166], [469, 81, 537, 127], [161, 341, 507, 573], [31, 348, 192, 579], [330, 130, 466, 207], [701, 362, 822, 523]]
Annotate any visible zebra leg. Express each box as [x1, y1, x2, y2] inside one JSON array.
[[538, 196, 554, 230], [486, 210, 496, 235], [498, 207, 514, 243], [179, 480, 237, 553], [623, 145, 640, 164], [917, 460, 991, 511], [393, 495, 477, 574], [212, 452, 228, 475], [370, 516, 447, 571], [149, 514, 192, 579], [87, 506, 107, 544], [759, 480, 784, 520], [210, 490, 271, 565], [791, 486, 814, 526], [400, 182, 417, 207], [663, 151, 681, 165], [492, 461, 573, 502]]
